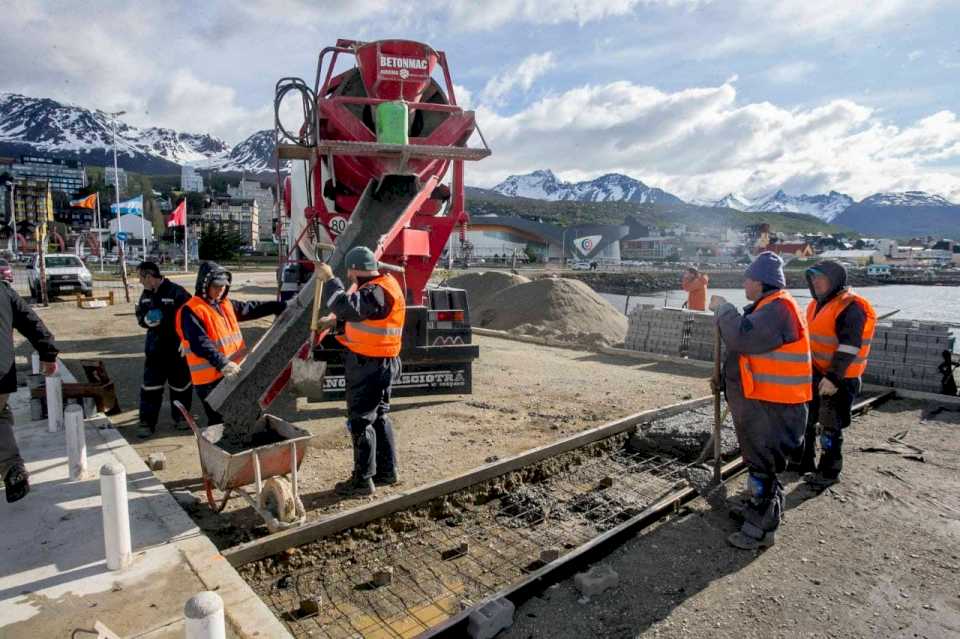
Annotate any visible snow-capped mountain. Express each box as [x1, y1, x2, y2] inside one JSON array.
[[492, 169, 684, 205], [202, 130, 275, 173], [744, 190, 854, 222], [712, 192, 754, 210], [834, 191, 959, 236], [0, 93, 240, 173], [856, 191, 954, 208]]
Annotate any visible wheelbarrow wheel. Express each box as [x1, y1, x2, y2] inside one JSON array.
[[204, 477, 232, 513], [260, 477, 297, 523]]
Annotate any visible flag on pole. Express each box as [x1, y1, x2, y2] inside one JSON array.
[[110, 195, 143, 216], [69, 193, 98, 209], [167, 199, 186, 227]]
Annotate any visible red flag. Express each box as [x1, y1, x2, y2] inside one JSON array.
[[167, 199, 186, 227]]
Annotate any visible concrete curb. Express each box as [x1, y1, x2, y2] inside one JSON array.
[[89, 418, 291, 638], [863, 383, 960, 406], [598, 346, 715, 370]]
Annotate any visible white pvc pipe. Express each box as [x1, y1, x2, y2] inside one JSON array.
[[63, 404, 87, 479], [31, 352, 39, 374], [100, 463, 132, 570], [45, 374, 63, 433], [64, 404, 86, 480], [184, 591, 226, 639]]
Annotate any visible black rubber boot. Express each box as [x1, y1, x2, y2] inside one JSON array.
[[728, 473, 782, 551], [373, 472, 400, 487], [335, 476, 375, 497], [4, 463, 30, 503]]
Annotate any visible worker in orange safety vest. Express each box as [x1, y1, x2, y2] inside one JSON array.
[[175, 262, 286, 425], [316, 246, 406, 498], [681, 267, 709, 311], [790, 260, 876, 489], [710, 251, 811, 550]]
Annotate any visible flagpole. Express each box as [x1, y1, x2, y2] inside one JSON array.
[[140, 196, 147, 258], [183, 199, 188, 273], [96, 192, 104, 272]]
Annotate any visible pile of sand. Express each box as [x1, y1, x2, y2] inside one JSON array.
[[448, 271, 530, 311], [474, 277, 627, 346]]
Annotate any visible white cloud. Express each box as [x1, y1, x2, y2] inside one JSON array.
[[467, 80, 960, 202], [481, 52, 556, 105], [766, 61, 817, 85], [907, 49, 924, 62]]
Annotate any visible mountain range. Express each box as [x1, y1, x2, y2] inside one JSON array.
[[0, 93, 272, 175], [2, 93, 956, 236]]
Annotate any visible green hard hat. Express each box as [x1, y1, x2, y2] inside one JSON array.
[[345, 246, 378, 271]]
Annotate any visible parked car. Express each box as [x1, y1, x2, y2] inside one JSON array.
[[0, 259, 12, 284], [571, 261, 591, 271], [28, 253, 94, 300]]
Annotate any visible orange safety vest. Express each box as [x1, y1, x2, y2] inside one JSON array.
[[175, 296, 247, 385], [806, 290, 877, 378], [738, 289, 813, 404], [682, 273, 709, 312], [336, 274, 406, 358]]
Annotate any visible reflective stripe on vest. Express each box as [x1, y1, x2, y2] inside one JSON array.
[[174, 296, 245, 385], [806, 290, 877, 379], [738, 290, 813, 404], [336, 274, 406, 358]]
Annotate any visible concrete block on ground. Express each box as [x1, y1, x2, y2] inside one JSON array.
[[467, 597, 515, 639], [372, 567, 394, 587], [574, 564, 620, 598], [146, 452, 166, 471]]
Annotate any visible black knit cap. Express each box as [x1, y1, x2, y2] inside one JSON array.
[[137, 261, 162, 278]]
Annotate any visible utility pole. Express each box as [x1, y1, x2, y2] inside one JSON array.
[[103, 109, 131, 302]]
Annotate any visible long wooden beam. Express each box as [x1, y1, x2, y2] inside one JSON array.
[[223, 396, 713, 567]]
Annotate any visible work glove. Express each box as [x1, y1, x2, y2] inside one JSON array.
[[708, 295, 728, 312], [818, 377, 839, 396], [221, 361, 242, 379], [316, 313, 337, 331], [315, 262, 334, 281]]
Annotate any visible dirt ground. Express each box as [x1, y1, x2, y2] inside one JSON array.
[[505, 399, 960, 639], [16, 271, 710, 549]]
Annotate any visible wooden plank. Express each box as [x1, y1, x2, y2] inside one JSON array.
[[222, 396, 713, 567]]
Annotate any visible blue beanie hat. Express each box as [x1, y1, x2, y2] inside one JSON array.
[[744, 251, 786, 288]]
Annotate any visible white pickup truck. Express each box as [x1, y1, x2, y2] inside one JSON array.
[[28, 253, 94, 300]]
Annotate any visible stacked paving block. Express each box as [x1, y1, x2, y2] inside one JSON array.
[[625, 305, 686, 356], [626, 306, 723, 360], [864, 320, 954, 393]]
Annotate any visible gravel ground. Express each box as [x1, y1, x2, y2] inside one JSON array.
[[505, 399, 960, 639]]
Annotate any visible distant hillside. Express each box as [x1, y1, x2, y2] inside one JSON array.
[[833, 192, 960, 237], [465, 187, 839, 234]]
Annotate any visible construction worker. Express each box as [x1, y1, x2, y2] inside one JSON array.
[[795, 260, 877, 489], [176, 262, 286, 425], [0, 282, 59, 502], [135, 261, 192, 438], [710, 251, 811, 549], [317, 246, 405, 497], [681, 267, 709, 311]]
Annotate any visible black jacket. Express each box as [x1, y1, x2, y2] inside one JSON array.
[[136, 278, 191, 355], [806, 260, 867, 383], [0, 283, 59, 393]]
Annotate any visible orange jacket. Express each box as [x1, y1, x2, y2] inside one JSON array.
[[175, 297, 246, 385], [682, 273, 709, 311], [806, 291, 876, 379], [336, 274, 406, 358], [738, 290, 813, 404]]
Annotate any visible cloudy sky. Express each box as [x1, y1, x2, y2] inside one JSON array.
[[3, 0, 959, 201]]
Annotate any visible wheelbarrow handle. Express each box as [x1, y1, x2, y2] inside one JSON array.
[[173, 400, 203, 440]]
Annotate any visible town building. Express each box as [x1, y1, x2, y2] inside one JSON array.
[[5, 155, 86, 196], [181, 165, 204, 192], [201, 196, 260, 248], [108, 213, 154, 243], [227, 179, 275, 243]]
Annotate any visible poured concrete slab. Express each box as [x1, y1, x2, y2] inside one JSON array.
[[0, 387, 289, 639]]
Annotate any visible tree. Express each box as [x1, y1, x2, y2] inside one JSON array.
[[198, 224, 243, 261]]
